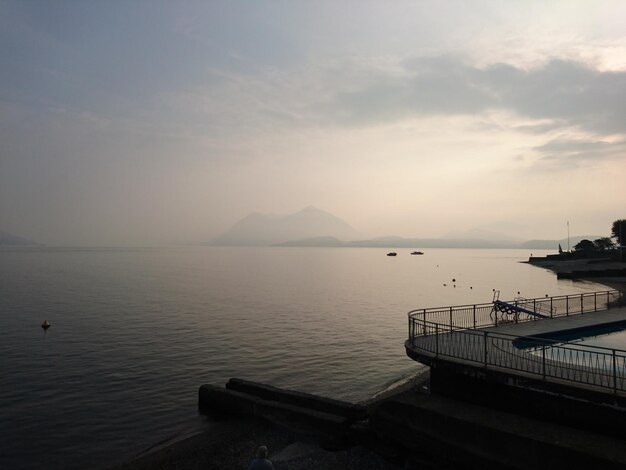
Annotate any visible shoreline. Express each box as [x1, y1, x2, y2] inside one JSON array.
[[106, 369, 430, 470], [580, 276, 626, 292], [525, 256, 626, 292]]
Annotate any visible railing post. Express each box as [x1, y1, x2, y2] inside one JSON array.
[[435, 324, 439, 357], [613, 350, 617, 394], [542, 345, 546, 379], [581, 294, 584, 313], [423, 310, 426, 336], [533, 299, 536, 314], [449, 307, 453, 331], [408, 316, 411, 341], [484, 331, 488, 366], [594, 292, 597, 311], [473, 305, 476, 329], [550, 297, 553, 318]]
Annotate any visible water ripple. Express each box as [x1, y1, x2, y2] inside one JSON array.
[[0, 246, 605, 470]]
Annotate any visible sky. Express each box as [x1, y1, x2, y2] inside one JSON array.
[[1, 1, 625, 246]]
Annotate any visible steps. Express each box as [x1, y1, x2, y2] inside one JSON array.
[[199, 377, 626, 469], [199, 379, 366, 440]]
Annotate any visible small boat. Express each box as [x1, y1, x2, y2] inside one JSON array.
[[387, 252, 397, 256], [411, 251, 424, 255]]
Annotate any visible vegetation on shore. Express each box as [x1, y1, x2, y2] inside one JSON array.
[[571, 219, 625, 259]]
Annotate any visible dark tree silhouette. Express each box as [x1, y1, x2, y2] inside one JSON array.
[[611, 219, 626, 246], [574, 239, 596, 253], [593, 237, 614, 251]]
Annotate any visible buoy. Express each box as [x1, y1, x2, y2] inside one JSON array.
[[443, 283, 447, 286], [41, 320, 50, 329], [452, 278, 456, 282], [470, 286, 473, 289]]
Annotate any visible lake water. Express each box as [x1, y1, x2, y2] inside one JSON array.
[[0, 246, 609, 470]]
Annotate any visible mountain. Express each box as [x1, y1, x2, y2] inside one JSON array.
[[211, 207, 360, 246], [519, 236, 603, 250], [0, 231, 40, 246], [270, 234, 606, 249], [441, 228, 521, 242], [275, 236, 344, 247], [346, 237, 516, 248]]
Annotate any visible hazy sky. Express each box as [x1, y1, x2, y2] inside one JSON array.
[[1, 1, 625, 245]]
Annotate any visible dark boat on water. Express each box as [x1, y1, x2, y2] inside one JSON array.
[[387, 252, 397, 256], [411, 251, 424, 255]]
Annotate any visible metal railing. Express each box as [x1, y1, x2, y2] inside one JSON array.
[[407, 290, 626, 394]]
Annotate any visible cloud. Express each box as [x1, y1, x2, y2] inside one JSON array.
[[329, 57, 626, 135], [533, 138, 626, 163]]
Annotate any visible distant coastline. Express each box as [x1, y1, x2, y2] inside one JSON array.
[[527, 255, 626, 291], [268, 235, 599, 250], [210, 206, 601, 249]]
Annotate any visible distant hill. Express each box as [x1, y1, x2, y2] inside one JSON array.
[[211, 210, 606, 249], [275, 236, 344, 247], [346, 237, 515, 248], [271, 234, 606, 249], [0, 231, 40, 246], [211, 207, 360, 246], [441, 228, 521, 242], [519, 236, 602, 250]]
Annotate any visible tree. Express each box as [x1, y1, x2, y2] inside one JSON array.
[[594, 237, 615, 251], [612, 219, 626, 246], [574, 239, 596, 253]]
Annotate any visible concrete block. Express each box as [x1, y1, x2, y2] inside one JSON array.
[[198, 384, 258, 416], [226, 378, 367, 420]]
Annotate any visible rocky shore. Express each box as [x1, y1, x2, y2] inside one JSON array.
[[107, 416, 402, 470], [107, 372, 430, 470], [526, 256, 626, 291]]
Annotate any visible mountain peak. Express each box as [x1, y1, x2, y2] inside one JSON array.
[[299, 205, 322, 212], [212, 207, 360, 246], [0, 231, 40, 246]]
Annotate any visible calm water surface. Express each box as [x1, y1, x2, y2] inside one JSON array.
[[0, 247, 608, 469]]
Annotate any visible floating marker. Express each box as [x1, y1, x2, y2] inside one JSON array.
[[41, 320, 50, 329]]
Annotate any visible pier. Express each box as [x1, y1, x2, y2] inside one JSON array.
[[405, 290, 626, 397]]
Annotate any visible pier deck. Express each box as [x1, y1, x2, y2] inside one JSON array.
[[406, 291, 626, 397]]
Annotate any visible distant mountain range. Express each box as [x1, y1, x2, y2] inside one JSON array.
[[210, 206, 360, 246], [0, 231, 40, 246], [211, 208, 601, 250], [276, 235, 601, 250]]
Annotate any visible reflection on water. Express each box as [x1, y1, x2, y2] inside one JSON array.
[[0, 247, 606, 470]]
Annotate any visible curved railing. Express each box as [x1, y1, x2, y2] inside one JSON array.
[[407, 290, 626, 394]]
